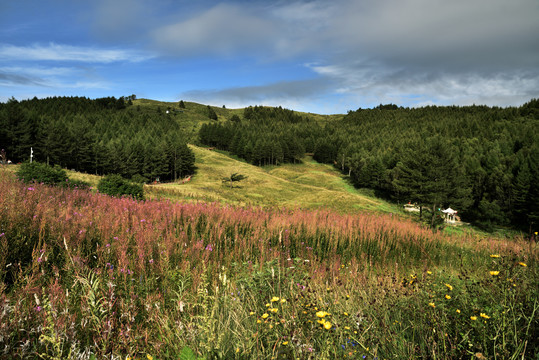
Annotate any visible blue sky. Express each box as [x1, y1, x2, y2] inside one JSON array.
[[1, 0, 538, 114]]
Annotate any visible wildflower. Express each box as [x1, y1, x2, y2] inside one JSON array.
[[257, 319, 262, 324], [280, 299, 286, 303], [445, 283, 453, 291], [265, 303, 270, 307], [427, 271, 432, 275], [317, 319, 326, 325], [27, 187, 35, 191], [262, 313, 269, 319], [324, 321, 332, 330], [480, 313, 490, 319], [344, 326, 350, 330], [269, 308, 278, 313], [428, 302, 435, 308], [236, 348, 240, 353], [316, 311, 329, 318], [35, 306, 42, 312], [249, 311, 255, 316], [470, 316, 477, 321], [489, 271, 500, 276], [456, 309, 461, 314], [445, 295, 451, 300], [282, 341, 288, 345], [343, 312, 349, 316], [271, 296, 280, 302], [147, 355, 153, 360], [518, 262, 527, 267], [149, 259, 154, 264], [490, 254, 500, 258]]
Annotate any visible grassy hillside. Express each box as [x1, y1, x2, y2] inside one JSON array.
[[145, 145, 397, 214], [131, 98, 342, 143]]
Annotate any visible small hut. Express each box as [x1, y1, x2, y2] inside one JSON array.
[[442, 208, 458, 223]]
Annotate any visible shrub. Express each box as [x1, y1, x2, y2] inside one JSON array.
[[131, 173, 149, 184], [16, 161, 67, 185], [61, 178, 91, 190], [97, 174, 144, 200]]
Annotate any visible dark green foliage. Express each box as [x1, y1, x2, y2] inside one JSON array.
[[0, 96, 195, 182], [199, 105, 316, 166], [97, 174, 144, 200], [222, 173, 248, 188], [16, 161, 67, 185], [207, 105, 217, 120], [179, 100, 186, 109]]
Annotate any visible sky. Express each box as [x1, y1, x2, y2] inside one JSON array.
[[1, 0, 538, 114]]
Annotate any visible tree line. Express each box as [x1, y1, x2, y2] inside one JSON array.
[[198, 101, 539, 233], [0, 96, 195, 182]]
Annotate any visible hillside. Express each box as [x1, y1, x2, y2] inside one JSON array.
[[145, 145, 395, 214]]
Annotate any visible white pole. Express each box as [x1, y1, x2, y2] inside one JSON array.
[[30, 147, 33, 163]]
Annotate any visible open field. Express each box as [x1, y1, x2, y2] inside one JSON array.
[[1, 168, 537, 359], [146, 145, 396, 215]]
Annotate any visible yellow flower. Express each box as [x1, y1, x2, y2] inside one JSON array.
[[270, 308, 278, 313], [445, 283, 453, 291], [249, 311, 255, 315], [343, 312, 349, 316], [147, 355, 153, 360], [262, 313, 269, 319], [316, 311, 329, 318], [265, 303, 270, 307], [280, 299, 286, 303], [257, 319, 262, 324], [490, 254, 500, 258], [427, 270, 432, 275], [324, 321, 332, 330], [346, 294, 350, 299], [428, 302, 435, 308], [490, 271, 500, 276], [282, 341, 288, 345], [126, 357, 131, 360], [456, 309, 461, 314], [480, 313, 490, 319], [470, 316, 477, 321], [271, 296, 280, 302], [317, 319, 325, 325], [344, 326, 351, 330], [445, 294, 451, 300], [518, 262, 527, 267]]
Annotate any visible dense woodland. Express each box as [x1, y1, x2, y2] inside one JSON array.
[[199, 102, 539, 233], [0, 96, 195, 182]]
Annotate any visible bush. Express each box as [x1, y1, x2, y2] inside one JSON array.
[[98, 174, 144, 200], [131, 174, 149, 184], [16, 161, 67, 185]]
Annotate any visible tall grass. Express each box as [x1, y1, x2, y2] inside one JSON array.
[[0, 170, 536, 359]]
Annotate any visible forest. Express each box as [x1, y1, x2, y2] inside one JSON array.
[[198, 101, 539, 233], [1, 96, 538, 233], [0, 96, 195, 182]]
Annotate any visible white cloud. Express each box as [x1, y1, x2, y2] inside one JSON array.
[[0, 43, 153, 63]]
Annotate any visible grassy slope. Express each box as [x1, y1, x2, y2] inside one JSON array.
[[146, 144, 399, 214]]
